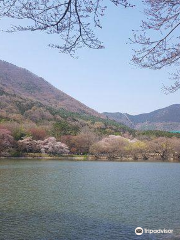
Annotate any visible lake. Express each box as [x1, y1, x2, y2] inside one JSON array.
[[0, 159, 180, 240]]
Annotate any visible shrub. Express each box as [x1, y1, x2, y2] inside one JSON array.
[[37, 137, 69, 155], [0, 128, 15, 156], [90, 135, 129, 158], [61, 127, 100, 154], [18, 137, 69, 155], [29, 127, 47, 140], [52, 121, 79, 138]]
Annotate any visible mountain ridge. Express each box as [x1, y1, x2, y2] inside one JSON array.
[[103, 104, 180, 131]]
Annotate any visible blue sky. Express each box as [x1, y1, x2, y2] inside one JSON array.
[[0, 2, 179, 115]]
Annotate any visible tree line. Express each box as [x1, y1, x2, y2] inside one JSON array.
[[1, 121, 180, 161]]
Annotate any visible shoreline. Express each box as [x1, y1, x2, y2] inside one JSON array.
[[0, 155, 180, 163]]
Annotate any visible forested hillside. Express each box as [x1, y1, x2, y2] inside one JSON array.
[[0, 60, 133, 137]]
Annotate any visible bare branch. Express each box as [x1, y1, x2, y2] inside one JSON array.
[[131, 0, 180, 69], [0, 0, 133, 55], [131, 0, 180, 93]]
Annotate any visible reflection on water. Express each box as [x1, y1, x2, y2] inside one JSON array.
[[0, 160, 180, 240]]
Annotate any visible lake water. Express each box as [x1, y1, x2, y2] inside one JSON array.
[[0, 160, 180, 240]]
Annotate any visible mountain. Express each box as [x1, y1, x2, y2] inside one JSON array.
[[104, 104, 180, 131], [0, 60, 132, 135], [0, 60, 102, 118]]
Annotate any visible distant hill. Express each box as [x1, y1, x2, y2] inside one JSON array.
[[104, 104, 180, 131], [0, 60, 132, 135]]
